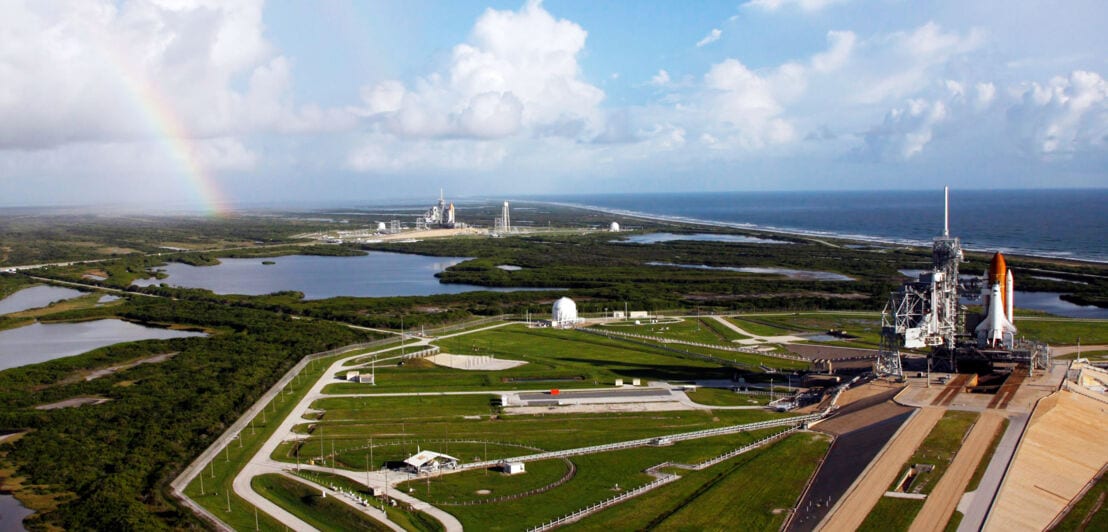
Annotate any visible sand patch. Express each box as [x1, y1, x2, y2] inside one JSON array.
[[428, 353, 527, 371]]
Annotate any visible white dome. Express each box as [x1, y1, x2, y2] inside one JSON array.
[[552, 297, 578, 325], [609, 222, 620, 232]]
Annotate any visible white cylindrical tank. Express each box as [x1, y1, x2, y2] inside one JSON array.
[[610, 222, 620, 232], [552, 297, 578, 325]]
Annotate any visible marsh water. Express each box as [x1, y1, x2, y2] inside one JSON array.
[[0, 493, 32, 532], [616, 232, 789, 245], [131, 252, 549, 299], [0, 319, 206, 372], [0, 285, 85, 315], [647, 262, 853, 281]]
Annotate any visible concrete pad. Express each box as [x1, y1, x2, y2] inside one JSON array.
[[426, 353, 527, 371]]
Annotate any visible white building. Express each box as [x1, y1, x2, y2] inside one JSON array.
[[501, 461, 526, 475], [609, 221, 620, 232], [551, 297, 582, 328], [403, 450, 459, 474]]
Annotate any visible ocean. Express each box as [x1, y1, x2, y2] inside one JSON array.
[[536, 189, 1108, 263]]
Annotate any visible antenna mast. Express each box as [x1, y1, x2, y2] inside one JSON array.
[[943, 185, 950, 237]]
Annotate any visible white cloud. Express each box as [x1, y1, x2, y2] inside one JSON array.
[[0, 0, 346, 150], [743, 0, 849, 12], [811, 30, 855, 72], [696, 28, 722, 47], [862, 98, 949, 159], [650, 69, 672, 86], [1008, 70, 1108, 158], [352, 0, 603, 142]]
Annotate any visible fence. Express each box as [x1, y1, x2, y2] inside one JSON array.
[[587, 327, 806, 362], [527, 427, 801, 531]]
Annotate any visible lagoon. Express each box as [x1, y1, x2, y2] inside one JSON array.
[[647, 262, 853, 281], [617, 232, 789, 245], [0, 492, 33, 532], [0, 319, 206, 372], [0, 285, 85, 315], [131, 252, 547, 299]]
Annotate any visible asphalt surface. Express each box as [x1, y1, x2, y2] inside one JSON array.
[[787, 411, 914, 532], [517, 388, 671, 401]]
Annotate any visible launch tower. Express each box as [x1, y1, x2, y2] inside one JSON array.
[[874, 187, 1049, 378]]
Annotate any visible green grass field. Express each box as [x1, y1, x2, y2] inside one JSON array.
[[725, 317, 797, 336], [684, 387, 772, 406], [594, 316, 748, 343], [1050, 471, 1108, 532], [861, 411, 979, 532], [571, 432, 832, 531], [252, 474, 389, 531], [1013, 318, 1108, 345]]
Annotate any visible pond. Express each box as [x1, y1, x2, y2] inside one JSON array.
[[0, 493, 33, 532], [0, 285, 85, 315], [616, 233, 790, 245], [647, 262, 853, 281], [131, 252, 552, 299], [0, 319, 207, 372]]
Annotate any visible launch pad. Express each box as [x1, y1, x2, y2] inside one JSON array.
[[874, 187, 1050, 380]]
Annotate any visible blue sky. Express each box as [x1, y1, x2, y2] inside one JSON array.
[[0, 0, 1106, 209]]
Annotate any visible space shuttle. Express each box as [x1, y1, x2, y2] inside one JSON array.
[[975, 252, 1017, 348]]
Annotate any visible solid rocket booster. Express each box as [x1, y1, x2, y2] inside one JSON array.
[[975, 252, 1017, 348]]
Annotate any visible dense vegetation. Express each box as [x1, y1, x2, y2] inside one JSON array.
[[0, 298, 377, 530]]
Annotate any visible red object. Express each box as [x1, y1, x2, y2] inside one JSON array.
[[550, 389, 560, 395]]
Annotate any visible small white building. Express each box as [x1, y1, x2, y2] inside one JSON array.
[[609, 221, 621, 232], [501, 461, 526, 475], [346, 371, 360, 381], [551, 297, 583, 328], [403, 450, 459, 474]]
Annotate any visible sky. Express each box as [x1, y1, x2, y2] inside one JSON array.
[[0, 0, 1106, 211]]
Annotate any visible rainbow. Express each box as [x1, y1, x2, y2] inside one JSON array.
[[105, 47, 232, 216]]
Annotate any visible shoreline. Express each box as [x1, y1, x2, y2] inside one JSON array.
[[539, 201, 1108, 266]]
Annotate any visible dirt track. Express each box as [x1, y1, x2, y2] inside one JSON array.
[[908, 412, 1004, 532], [820, 407, 945, 532]]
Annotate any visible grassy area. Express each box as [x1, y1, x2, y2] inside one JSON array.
[[684, 387, 772, 406], [252, 474, 389, 531], [398, 458, 571, 505], [291, 470, 444, 532], [1014, 318, 1108, 345], [861, 411, 980, 532], [725, 317, 797, 336], [593, 316, 747, 344], [1056, 349, 1108, 361], [895, 411, 979, 495], [412, 430, 786, 530], [279, 407, 785, 468], [571, 432, 832, 531], [742, 312, 884, 346], [1050, 471, 1108, 532], [857, 497, 925, 532]]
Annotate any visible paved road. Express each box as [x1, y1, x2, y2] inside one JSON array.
[[517, 388, 671, 401], [910, 412, 1004, 532], [1051, 344, 1108, 357], [819, 407, 945, 532], [956, 413, 1029, 532], [232, 338, 465, 532]]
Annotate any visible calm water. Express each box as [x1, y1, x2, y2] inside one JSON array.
[[616, 233, 789, 245], [0, 285, 84, 315], [541, 189, 1108, 262], [0, 493, 32, 532], [132, 252, 550, 299], [0, 319, 206, 372], [647, 262, 853, 281]]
